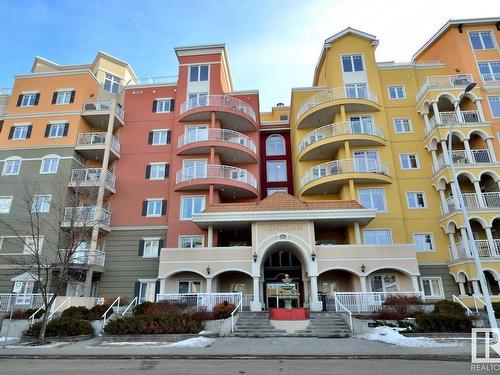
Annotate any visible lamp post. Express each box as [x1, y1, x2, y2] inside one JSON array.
[[447, 82, 498, 331]]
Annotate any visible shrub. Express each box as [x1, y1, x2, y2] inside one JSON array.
[[415, 313, 472, 333], [61, 306, 89, 320], [133, 301, 184, 317], [375, 295, 425, 320], [86, 305, 113, 320], [212, 301, 236, 320], [190, 309, 214, 321], [104, 314, 203, 335], [25, 318, 94, 337], [433, 300, 466, 317], [11, 309, 28, 319], [133, 301, 154, 316]]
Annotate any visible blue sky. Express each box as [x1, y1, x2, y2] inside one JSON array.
[[0, 0, 498, 111]]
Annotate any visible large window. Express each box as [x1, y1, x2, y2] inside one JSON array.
[[393, 118, 412, 133], [103, 73, 121, 94], [342, 55, 364, 72], [2, 158, 22, 176], [407, 192, 426, 209], [185, 125, 208, 143], [11, 125, 30, 140], [478, 61, 500, 82], [19, 93, 38, 107], [32, 195, 51, 213], [420, 277, 444, 298], [40, 157, 59, 174], [413, 233, 435, 252], [143, 239, 160, 257], [267, 187, 288, 196], [138, 281, 156, 303], [388, 85, 406, 100], [178, 280, 201, 293], [363, 229, 392, 245], [266, 160, 287, 182], [47, 123, 68, 138], [345, 83, 367, 99], [54, 90, 73, 104], [149, 130, 170, 145], [488, 96, 500, 118], [0, 196, 13, 214], [145, 199, 164, 217], [189, 65, 209, 82], [358, 188, 386, 211], [155, 99, 174, 113], [180, 196, 205, 220], [182, 159, 207, 179], [370, 274, 398, 292], [266, 134, 286, 155], [179, 236, 204, 248], [469, 31, 495, 50], [400, 153, 419, 169]]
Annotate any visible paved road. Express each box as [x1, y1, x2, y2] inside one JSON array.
[[0, 359, 488, 375]]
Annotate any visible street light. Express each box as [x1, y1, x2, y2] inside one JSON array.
[[447, 81, 498, 331]]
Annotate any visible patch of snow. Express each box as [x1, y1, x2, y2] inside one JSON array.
[[166, 337, 216, 348], [98, 341, 165, 347], [0, 337, 18, 341], [198, 330, 214, 335], [356, 326, 463, 348], [97, 337, 216, 348]]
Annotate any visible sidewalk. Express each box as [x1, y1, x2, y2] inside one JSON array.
[[0, 336, 477, 361]]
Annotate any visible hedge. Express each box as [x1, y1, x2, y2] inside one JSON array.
[[25, 318, 94, 337], [415, 313, 472, 333], [60, 305, 113, 320], [433, 300, 467, 317], [11, 308, 45, 320], [104, 314, 203, 335]]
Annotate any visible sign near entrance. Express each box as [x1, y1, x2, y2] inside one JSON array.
[[12, 281, 23, 294], [266, 224, 303, 232]]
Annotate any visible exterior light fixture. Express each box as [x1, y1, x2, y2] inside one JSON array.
[[206, 266, 211, 275], [253, 252, 258, 262], [361, 264, 366, 273], [311, 251, 316, 262]]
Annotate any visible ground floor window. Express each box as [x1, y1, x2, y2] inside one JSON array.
[[370, 274, 398, 292], [139, 281, 156, 303], [177, 280, 201, 293], [67, 281, 85, 297], [420, 277, 444, 298]]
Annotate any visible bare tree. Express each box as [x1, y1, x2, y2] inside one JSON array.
[[0, 173, 108, 340]]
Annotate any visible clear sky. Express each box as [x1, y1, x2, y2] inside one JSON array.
[[0, 0, 498, 111]]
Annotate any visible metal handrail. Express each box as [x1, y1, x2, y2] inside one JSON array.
[[77, 132, 121, 153], [175, 164, 257, 189], [82, 100, 124, 121], [63, 207, 111, 226], [102, 296, 120, 328], [416, 74, 473, 102], [48, 297, 71, 321], [434, 149, 493, 173], [473, 294, 486, 313], [452, 295, 473, 315], [29, 306, 45, 324], [230, 292, 243, 333], [121, 296, 138, 316], [0, 88, 12, 95], [178, 128, 256, 154], [180, 94, 256, 121], [333, 293, 353, 332], [70, 168, 116, 188]]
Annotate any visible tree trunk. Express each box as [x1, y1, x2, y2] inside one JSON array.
[[38, 312, 48, 341]]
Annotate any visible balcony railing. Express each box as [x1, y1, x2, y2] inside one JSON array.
[[156, 293, 242, 311], [481, 73, 500, 83], [0, 88, 12, 95], [176, 164, 257, 189], [58, 248, 106, 267], [0, 294, 51, 312], [177, 128, 256, 154], [416, 74, 473, 102], [63, 207, 111, 227], [125, 76, 178, 86], [77, 132, 121, 153], [82, 100, 124, 121], [454, 240, 500, 259], [301, 159, 390, 188], [299, 122, 384, 152], [180, 95, 256, 122], [332, 292, 425, 313], [0, 105, 7, 117], [427, 110, 482, 135], [296, 87, 378, 120], [445, 192, 500, 213], [70, 168, 116, 188], [434, 149, 493, 173]]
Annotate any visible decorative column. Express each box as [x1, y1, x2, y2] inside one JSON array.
[[354, 222, 361, 245], [484, 227, 495, 257], [449, 181, 461, 209], [472, 280, 482, 295], [411, 276, 420, 293], [432, 102, 441, 124], [486, 138, 497, 162], [439, 189, 449, 214], [458, 282, 466, 296], [474, 99, 485, 122], [309, 276, 323, 312], [460, 228, 472, 256], [359, 276, 367, 292], [448, 233, 459, 260], [463, 139, 474, 164], [423, 113, 431, 133], [207, 225, 213, 247], [472, 181, 485, 208], [250, 276, 262, 311], [454, 100, 463, 123], [206, 278, 212, 293], [431, 149, 440, 172], [303, 279, 310, 308], [440, 140, 451, 165]]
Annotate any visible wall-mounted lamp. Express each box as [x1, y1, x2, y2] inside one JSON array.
[[253, 252, 258, 262], [311, 251, 316, 262], [206, 266, 211, 275], [361, 264, 366, 273]]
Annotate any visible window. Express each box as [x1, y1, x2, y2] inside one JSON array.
[[145, 199, 164, 217], [388, 85, 406, 99], [353, 151, 379, 172], [400, 153, 419, 169], [393, 118, 412, 133], [469, 31, 495, 50], [370, 274, 398, 292], [420, 277, 444, 298], [478, 61, 500, 82], [413, 233, 435, 252], [267, 187, 288, 196], [349, 116, 373, 133], [2, 158, 22, 175], [149, 130, 171, 145], [189, 65, 209, 82], [24, 236, 43, 254], [407, 192, 426, 209], [279, 115, 288, 121], [0, 196, 13, 214], [54, 90, 73, 104], [188, 92, 208, 106], [40, 157, 59, 174], [103, 73, 121, 94], [266, 160, 287, 182], [143, 239, 160, 257], [185, 125, 208, 143], [180, 196, 205, 220], [10, 125, 31, 140], [363, 229, 392, 245], [139, 281, 156, 303], [32, 195, 51, 213], [148, 164, 167, 180], [182, 159, 207, 179], [67, 282, 85, 297], [154, 99, 174, 113], [266, 134, 286, 155], [18, 93, 38, 107], [179, 236, 204, 248], [342, 55, 364, 72], [178, 280, 201, 293], [12, 281, 35, 301], [358, 188, 386, 211], [345, 83, 367, 99], [488, 96, 500, 118], [47, 123, 68, 138]]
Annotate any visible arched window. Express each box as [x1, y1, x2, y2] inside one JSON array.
[[40, 154, 60, 174], [266, 134, 285, 156]]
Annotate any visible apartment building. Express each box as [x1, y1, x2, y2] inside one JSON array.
[[0, 17, 499, 313]]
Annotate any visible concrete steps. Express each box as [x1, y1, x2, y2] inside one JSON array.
[[294, 312, 351, 338], [231, 312, 287, 337]]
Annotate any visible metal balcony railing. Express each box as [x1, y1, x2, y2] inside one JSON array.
[[0, 88, 12, 95], [180, 95, 256, 122], [427, 110, 482, 135], [77, 132, 121, 153], [445, 192, 500, 213], [82, 100, 124, 121], [63, 207, 111, 226], [481, 73, 500, 83], [58, 248, 106, 267], [434, 149, 493, 173], [416, 74, 473, 102], [70, 168, 116, 188], [453, 240, 500, 259], [176, 164, 257, 189], [177, 128, 256, 154]]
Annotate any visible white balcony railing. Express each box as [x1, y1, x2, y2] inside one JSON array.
[[333, 292, 425, 313], [416, 74, 473, 102], [0, 294, 51, 312], [58, 248, 106, 267], [445, 192, 500, 213], [481, 73, 500, 83], [82, 100, 124, 121], [63, 207, 111, 226], [0, 88, 12, 96], [427, 110, 482, 135], [301, 159, 390, 188], [70, 168, 116, 188], [177, 128, 256, 154], [299, 122, 384, 152], [297, 87, 378, 120], [434, 149, 493, 173], [176, 164, 257, 189], [77, 132, 121, 153], [126, 76, 179, 86], [156, 293, 242, 311], [454, 240, 500, 259], [180, 95, 256, 122]]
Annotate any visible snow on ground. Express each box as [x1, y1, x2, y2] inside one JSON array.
[[356, 326, 463, 348], [0, 337, 18, 341], [97, 337, 217, 348], [98, 341, 166, 347]]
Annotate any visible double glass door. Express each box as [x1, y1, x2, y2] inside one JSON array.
[[183, 160, 207, 179], [353, 151, 379, 172]]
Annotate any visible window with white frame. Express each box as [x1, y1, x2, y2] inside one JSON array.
[[139, 281, 156, 303], [266, 134, 286, 156], [20, 93, 37, 107], [182, 159, 207, 179], [143, 239, 160, 257], [400, 153, 419, 169], [146, 200, 163, 217], [266, 160, 287, 182], [151, 130, 169, 145], [488, 96, 500, 118], [12, 125, 30, 140], [358, 188, 386, 211], [149, 164, 166, 180], [370, 274, 398, 292], [388, 85, 406, 99], [345, 83, 368, 99], [189, 65, 209, 82], [407, 192, 426, 209], [469, 31, 495, 50], [40, 157, 59, 174], [178, 280, 201, 293], [48, 123, 66, 138], [32, 195, 51, 213], [55, 90, 72, 104], [179, 236, 204, 248], [188, 92, 208, 106], [185, 125, 208, 143], [103, 73, 121, 94], [155, 99, 174, 113], [23, 236, 43, 254], [180, 196, 205, 220], [413, 233, 435, 252], [363, 229, 392, 245], [393, 118, 412, 133], [0, 196, 13, 214], [420, 277, 444, 298], [478, 61, 500, 82], [267, 187, 288, 196], [2, 158, 22, 175], [342, 55, 364, 72]]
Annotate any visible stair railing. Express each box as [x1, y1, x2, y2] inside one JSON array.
[[333, 293, 353, 332], [230, 292, 243, 333], [121, 296, 138, 316], [48, 297, 71, 321], [472, 294, 486, 313], [102, 296, 120, 329], [452, 295, 473, 315], [29, 306, 45, 324]]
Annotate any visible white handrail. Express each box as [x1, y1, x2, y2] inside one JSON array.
[[452, 295, 473, 315], [334, 293, 353, 332], [416, 74, 473, 102], [121, 296, 138, 316], [473, 294, 486, 313], [48, 297, 71, 321], [230, 292, 243, 333], [180, 94, 256, 121], [102, 296, 120, 328], [175, 164, 257, 189], [29, 306, 45, 324], [177, 128, 257, 154]]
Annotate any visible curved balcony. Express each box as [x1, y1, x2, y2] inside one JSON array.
[[177, 128, 257, 163], [300, 159, 391, 195], [296, 87, 380, 128], [298, 122, 385, 161], [179, 95, 257, 131], [175, 164, 257, 198]]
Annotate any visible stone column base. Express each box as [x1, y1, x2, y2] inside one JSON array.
[[250, 301, 262, 311], [309, 300, 323, 312]]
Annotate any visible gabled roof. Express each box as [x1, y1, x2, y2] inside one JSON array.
[[412, 17, 500, 61]]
